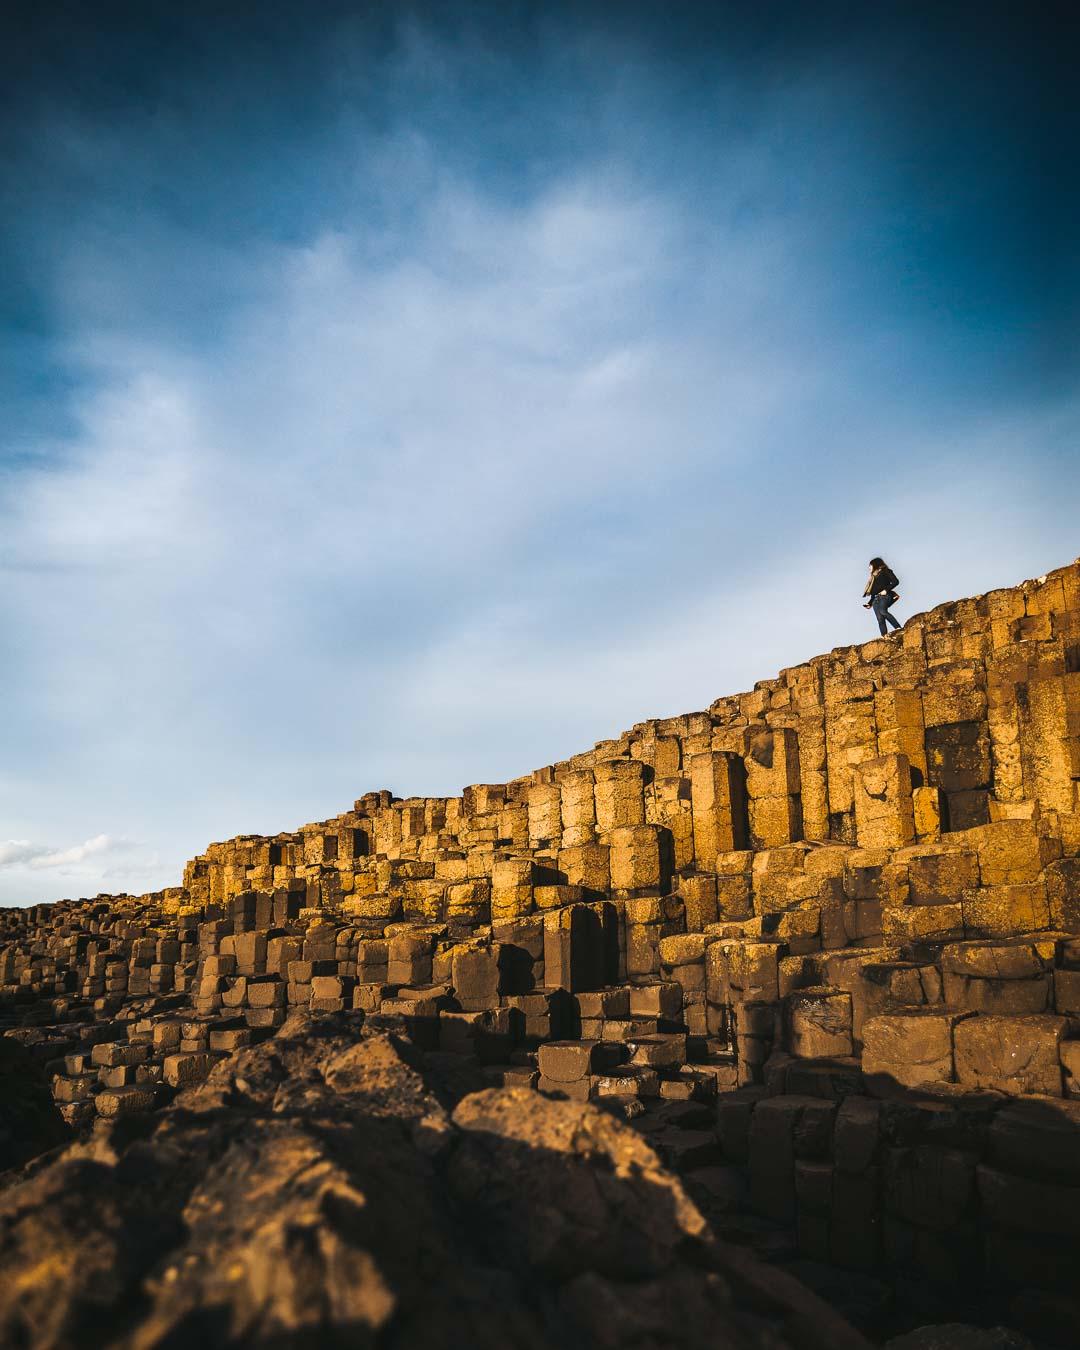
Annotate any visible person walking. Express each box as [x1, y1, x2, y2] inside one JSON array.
[[863, 557, 902, 635]]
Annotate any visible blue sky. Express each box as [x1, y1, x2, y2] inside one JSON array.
[[1, 1, 1076, 903]]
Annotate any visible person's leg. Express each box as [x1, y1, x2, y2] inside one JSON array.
[[872, 594, 889, 635], [884, 602, 901, 631]]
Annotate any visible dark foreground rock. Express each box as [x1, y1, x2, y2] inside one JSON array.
[[883, 1327, 1035, 1350], [0, 1011, 870, 1350], [0, 1033, 70, 1172]]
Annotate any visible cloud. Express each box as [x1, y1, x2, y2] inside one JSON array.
[[0, 842, 38, 869], [0, 834, 128, 872]]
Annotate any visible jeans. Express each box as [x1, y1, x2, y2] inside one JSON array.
[[872, 592, 901, 635]]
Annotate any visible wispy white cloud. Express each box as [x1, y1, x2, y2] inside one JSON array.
[[0, 842, 38, 869], [0, 834, 129, 872]]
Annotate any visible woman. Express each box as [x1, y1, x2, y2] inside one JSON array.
[[863, 557, 902, 635]]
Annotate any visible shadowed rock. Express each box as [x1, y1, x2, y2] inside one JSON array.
[[0, 1011, 869, 1350], [0, 1034, 70, 1173]]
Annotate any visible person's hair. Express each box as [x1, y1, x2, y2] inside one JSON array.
[[869, 557, 886, 569]]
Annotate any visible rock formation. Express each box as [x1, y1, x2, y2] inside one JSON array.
[[3, 559, 1080, 1346], [0, 1011, 870, 1349]]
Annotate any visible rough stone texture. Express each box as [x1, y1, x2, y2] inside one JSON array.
[[861, 1011, 967, 1091], [953, 1014, 1067, 1096]]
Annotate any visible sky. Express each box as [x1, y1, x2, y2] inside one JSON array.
[[1, 1, 1076, 904]]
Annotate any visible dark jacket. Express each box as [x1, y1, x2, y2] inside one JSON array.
[[865, 566, 899, 598]]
